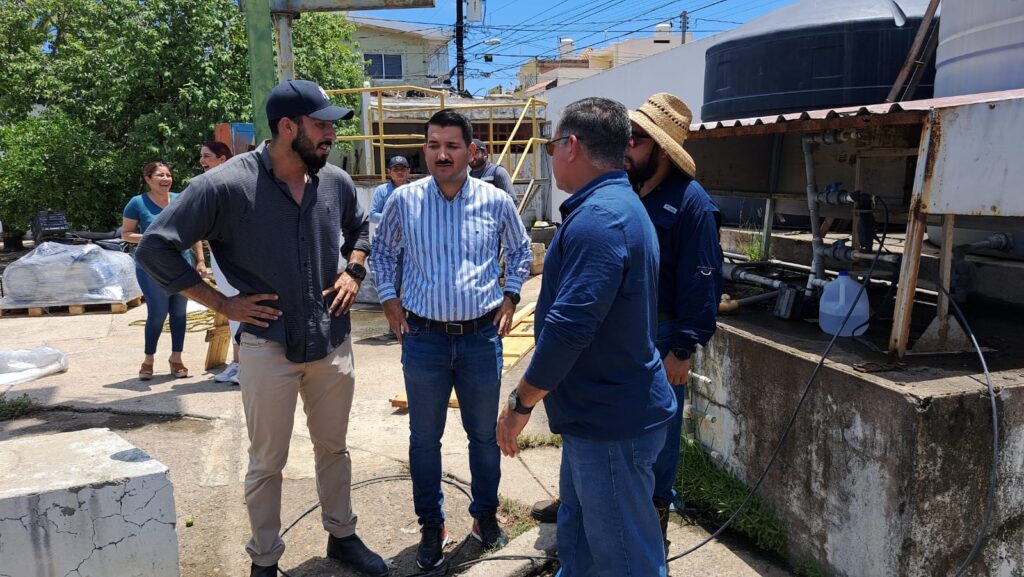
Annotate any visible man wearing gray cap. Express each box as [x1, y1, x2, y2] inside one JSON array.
[[469, 138, 515, 197], [136, 79, 387, 577]]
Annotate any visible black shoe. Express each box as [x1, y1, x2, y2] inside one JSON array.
[[416, 522, 449, 570], [250, 563, 278, 577], [471, 512, 508, 549], [327, 533, 389, 576], [530, 498, 560, 524]]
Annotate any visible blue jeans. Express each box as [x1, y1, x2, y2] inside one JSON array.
[[135, 266, 187, 355], [556, 428, 669, 577], [652, 321, 685, 507], [402, 319, 503, 524]]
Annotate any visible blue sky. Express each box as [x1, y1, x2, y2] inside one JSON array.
[[354, 0, 796, 95]]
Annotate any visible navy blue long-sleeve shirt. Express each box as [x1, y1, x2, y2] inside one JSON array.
[[641, 171, 722, 352], [524, 171, 676, 441]]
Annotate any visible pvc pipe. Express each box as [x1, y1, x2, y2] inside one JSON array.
[[802, 137, 826, 294], [723, 263, 786, 290], [719, 290, 780, 313]]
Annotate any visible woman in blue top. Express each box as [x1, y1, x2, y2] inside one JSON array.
[[122, 161, 205, 380]]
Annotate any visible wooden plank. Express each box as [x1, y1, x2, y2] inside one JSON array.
[[390, 390, 459, 410], [28, 308, 44, 317], [110, 303, 128, 314], [204, 313, 231, 370], [0, 299, 142, 318], [69, 305, 86, 315], [502, 335, 535, 357]]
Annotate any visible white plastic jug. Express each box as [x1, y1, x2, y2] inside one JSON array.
[[818, 271, 870, 337]]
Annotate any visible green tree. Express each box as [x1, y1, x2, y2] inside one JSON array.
[[0, 0, 362, 233]]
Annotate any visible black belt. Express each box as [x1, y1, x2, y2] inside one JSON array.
[[407, 309, 498, 336]]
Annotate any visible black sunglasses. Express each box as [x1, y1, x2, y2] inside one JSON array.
[[545, 135, 572, 155]]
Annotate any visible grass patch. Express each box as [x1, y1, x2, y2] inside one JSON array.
[[0, 393, 36, 420], [517, 433, 562, 450], [796, 561, 825, 577], [677, 437, 787, 557], [497, 496, 539, 545], [738, 224, 770, 262]]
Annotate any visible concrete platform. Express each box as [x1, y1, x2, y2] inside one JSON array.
[[0, 427, 179, 577], [696, 309, 1024, 577]]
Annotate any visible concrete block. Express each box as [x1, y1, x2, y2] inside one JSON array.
[[0, 428, 179, 577], [460, 524, 557, 577]]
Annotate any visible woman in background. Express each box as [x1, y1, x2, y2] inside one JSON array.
[[199, 141, 242, 384], [123, 161, 205, 380]]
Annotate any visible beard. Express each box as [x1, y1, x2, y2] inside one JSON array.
[[468, 157, 486, 170], [626, 146, 660, 192], [292, 124, 330, 173]]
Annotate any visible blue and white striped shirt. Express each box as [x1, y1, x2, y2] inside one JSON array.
[[371, 175, 532, 322]]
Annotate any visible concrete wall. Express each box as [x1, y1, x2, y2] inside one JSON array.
[[694, 317, 1024, 576], [0, 428, 179, 577]]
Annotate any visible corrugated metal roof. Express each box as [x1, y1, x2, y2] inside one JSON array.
[[688, 88, 1024, 139]]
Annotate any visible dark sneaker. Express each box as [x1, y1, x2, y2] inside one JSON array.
[[654, 500, 671, 557], [327, 533, 389, 576], [530, 498, 560, 523], [471, 512, 508, 549], [250, 563, 278, 577], [416, 522, 449, 570]]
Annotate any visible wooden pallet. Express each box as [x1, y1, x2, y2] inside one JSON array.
[[389, 303, 537, 409], [0, 296, 143, 318]]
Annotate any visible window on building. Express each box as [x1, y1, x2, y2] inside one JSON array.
[[365, 54, 403, 80]]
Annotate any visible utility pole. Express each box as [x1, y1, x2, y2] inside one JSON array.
[[456, 0, 465, 94], [680, 10, 689, 43]]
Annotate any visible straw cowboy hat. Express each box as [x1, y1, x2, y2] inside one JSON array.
[[628, 93, 697, 178]]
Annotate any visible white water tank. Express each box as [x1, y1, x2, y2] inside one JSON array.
[[935, 0, 1024, 97], [558, 38, 576, 59]]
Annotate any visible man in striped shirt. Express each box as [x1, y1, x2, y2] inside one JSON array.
[[371, 109, 532, 570]]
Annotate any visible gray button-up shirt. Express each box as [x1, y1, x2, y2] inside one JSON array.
[[135, 142, 370, 363]]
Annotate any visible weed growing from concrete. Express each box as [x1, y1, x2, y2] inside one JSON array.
[[738, 224, 770, 262], [796, 561, 825, 577], [676, 437, 787, 557], [0, 393, 35, 420], [516, 433, 562, 450], [497, 496, 539, 547]]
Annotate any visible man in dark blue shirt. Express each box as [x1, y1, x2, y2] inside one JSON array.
[[496, 97, 675, 577], [627, 93, 723, 550]]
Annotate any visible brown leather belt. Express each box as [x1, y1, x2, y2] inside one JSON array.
[[407, 309, 498, 336]]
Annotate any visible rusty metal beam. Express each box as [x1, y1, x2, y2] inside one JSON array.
[[889, 111, 940, 358], [269, 0, 433, 11], [885, 0, 941, 103], [689, 110, 927, 141]]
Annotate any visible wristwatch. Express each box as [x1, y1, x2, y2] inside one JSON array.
[[671, 347, 693, 361], [344, 262, 367, 282], [503, 291, 521, 306], [507, 389, 534, 415]]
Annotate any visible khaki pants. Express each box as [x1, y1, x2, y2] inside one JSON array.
[[237, 332, 357, 566]]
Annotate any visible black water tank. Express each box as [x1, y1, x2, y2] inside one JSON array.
[[702, 0, 937, 122]]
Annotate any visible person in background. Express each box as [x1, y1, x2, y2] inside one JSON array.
[[369, 155, 412, 224], [198, 140, 244, 385], [369, 156, 412, 339], [469, 138, 515, 197], [625, 93, 722, 553], [122, 161, 206, 380], [372, 110, 532, 571], [135, 79, 387, 577], [496, 97, 675, 577]]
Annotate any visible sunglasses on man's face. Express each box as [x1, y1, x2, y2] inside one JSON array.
[[545, 135, 571, 155], [629, 132, 653, 148]]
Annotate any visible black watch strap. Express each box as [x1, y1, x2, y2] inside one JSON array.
[[671, 347, 693, 361], [503, 291, 521, 306], [345, 262, 366, 281], [508, 389, 534, 414]]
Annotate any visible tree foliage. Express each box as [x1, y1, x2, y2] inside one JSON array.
[[0, 0, 363, 232]]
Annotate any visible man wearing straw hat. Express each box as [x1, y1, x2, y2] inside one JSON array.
[[627, 92, 723, 551]]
